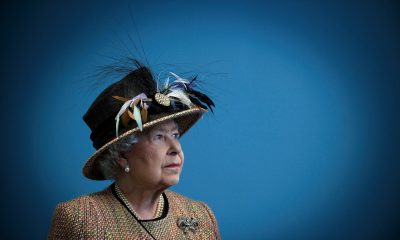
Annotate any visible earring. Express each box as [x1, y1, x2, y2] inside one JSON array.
[[124, 166, 130, 173]]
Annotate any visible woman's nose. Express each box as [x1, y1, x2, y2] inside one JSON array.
[[167, 137, 182, 155]]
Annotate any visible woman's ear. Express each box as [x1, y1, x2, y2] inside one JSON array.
[[115, 153, 128, 169]]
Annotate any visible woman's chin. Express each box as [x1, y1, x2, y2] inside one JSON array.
[[162, 176, 180, 188]]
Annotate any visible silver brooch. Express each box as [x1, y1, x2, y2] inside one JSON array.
[[177, 217, 199, 234], [154, 92, 171, 106]]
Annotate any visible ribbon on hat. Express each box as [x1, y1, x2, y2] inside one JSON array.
[[113, 93, 150, 137]]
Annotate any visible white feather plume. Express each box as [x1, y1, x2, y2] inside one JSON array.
[[166, 89, 193, 107]]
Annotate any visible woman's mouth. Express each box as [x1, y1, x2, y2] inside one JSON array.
[[164, 163, 181, 169]]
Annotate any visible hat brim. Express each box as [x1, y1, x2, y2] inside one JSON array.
[[82, 107, 206, 180]]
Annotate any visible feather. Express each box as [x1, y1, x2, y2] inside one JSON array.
[[186, 76, 197, 89], [169, 72, 185, 81], [166, 89, 193, 107], [114, 93, 149, 136], [115, 100, 132, 136], [133, 105, 143, 131], [115, 119, 120, 137], [130, 66, 157, 95], [190, 89, 215, 112], [131, 98, 141, 107], [127, 108, 134, 120], [169, 72, 191, 90], [121, 110, 131, 126], [189, 96, 207, 110], [190, 89, 215, 106], [141, 108, 148, 123], [113, 95, 130, 102], [164, 77, 170, 90]]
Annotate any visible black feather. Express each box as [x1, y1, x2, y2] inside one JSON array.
[[186, 76, 198, 89], [190, 89, 215, 110], [189, 96, 208, 110]]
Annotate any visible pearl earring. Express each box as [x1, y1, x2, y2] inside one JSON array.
[[124, 166, 130, 173]]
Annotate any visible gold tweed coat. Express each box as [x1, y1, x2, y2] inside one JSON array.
[[49, 184, 220, 239]]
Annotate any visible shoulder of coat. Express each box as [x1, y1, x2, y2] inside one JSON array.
[[56, 185, 113, 210]]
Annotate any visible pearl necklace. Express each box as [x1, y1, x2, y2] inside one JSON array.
[[115, 183, 164, 220]]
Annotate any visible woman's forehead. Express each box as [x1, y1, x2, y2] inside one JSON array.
[[150, 120, 179, 132], [135, 120, 179, 139]]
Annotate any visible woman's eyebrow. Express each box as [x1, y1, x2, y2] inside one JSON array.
[[152, 126, 179, 133]]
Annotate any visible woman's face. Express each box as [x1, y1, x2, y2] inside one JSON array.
[[123, 120, 184, 190]]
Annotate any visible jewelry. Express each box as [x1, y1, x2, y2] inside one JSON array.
[[155, 193, 164, 218], [154, 92, 171, 106], [124, 166, 130, 173], [115, 183, 164, 220], [177, 217, 199, 234]]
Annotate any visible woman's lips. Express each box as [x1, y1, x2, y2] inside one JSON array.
[[164, 163, 181, 168]]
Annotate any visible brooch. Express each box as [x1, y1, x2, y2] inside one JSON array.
[[177, 217, 199, 234], [154, 92, 171, 106]]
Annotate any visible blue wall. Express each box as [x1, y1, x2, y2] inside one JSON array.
[[1, 1, 399, 239]]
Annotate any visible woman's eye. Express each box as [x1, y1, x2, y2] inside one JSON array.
[[172, 133, 180, 139], [154, 134, 164, 140]]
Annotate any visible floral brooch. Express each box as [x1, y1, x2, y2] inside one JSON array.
[[177, 217, 199, 234]]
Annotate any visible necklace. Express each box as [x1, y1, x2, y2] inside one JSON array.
[[115, 183, 164, 220]]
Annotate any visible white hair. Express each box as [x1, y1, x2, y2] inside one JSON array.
[[97, 134, 138, 179]]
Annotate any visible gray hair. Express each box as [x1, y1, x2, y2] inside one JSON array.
[[97, 134, 138, 179]]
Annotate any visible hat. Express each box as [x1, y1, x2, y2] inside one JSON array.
[[82, 63, 214, 180]]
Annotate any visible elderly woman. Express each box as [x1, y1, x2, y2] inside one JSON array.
[[49, 63, 220, 239]]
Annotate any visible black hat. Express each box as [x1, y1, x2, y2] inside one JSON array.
[[82, 63, 214, 180]]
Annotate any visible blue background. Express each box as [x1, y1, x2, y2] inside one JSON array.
[[1, 1, 399, 239]]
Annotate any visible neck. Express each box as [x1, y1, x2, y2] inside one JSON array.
[[116, 178, 165, 220]]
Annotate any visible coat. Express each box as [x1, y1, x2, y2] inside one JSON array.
[[49, 184, 220, 239]]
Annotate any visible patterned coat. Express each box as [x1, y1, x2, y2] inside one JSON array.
[[49, 184, 220, 239]]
